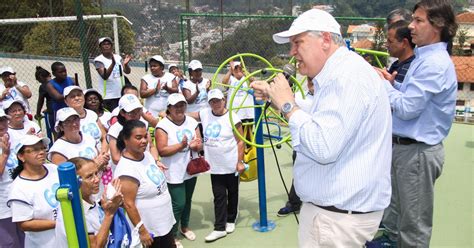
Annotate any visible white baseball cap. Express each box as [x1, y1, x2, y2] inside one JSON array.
[[63, 85, 83, 98], [98, 37, 113, 45], [167, 93, 187, 106], [208, 89, 224, 102], [2, 99, 26, 111], [273, 9, 341, 44], [0, 66, 15, 75], [118, 94, 143, 112], [150, 55, 165, 65], [168, 63, 178, 70], [188, 60, 203, 71], [232, 61, 241, 68], [54, 107, 79, 132], [15, 135, 50, 154], [0, 108, 10, 119], [83, 88, 100, 96]]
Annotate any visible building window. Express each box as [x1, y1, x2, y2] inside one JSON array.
[[471, 83, 474, 91], [458, 82, 464, 90], [457, 100, 465, 106]]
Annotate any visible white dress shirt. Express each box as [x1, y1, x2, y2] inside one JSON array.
[[289, 47, 392, 212]]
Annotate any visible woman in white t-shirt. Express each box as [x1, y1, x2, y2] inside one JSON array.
[[48, 107, 109, 168], [84, 88, 113, 132], [188, 89, 245, 242], [139, 55, 179, 117], [0, 108, 24, 247], [7, 135, 58, 247], [114, 120, 175, 248], [107, 94, 158, 166], [221, 61, 255, 122], [4, 99, 42, 175], [182, 60, 210, 113], [155, 93, 202, 247], [64, 85, 108, 153], [55, 157, 123, 248], [0, 66, 32, 114]]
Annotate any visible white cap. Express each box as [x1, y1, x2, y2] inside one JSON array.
[[63, 85, 83, 98], [15, 135, 50, 154], [188, 60, 203, 71], [0, 66, 15, 75], [167, 93, 187, 106], [2, 99, 26, 111], [83, 88, 100, 96], [273, 9, 341, 44], [118, 94, 143, 112], [232, 61, 241, 68], [0, 108, 10, 119], [54, 107, 79, 132], [208, 89, 224, 102], [98, 37, 113, 45], [150, 55, 165, 65], [168, 63, 178, 70]]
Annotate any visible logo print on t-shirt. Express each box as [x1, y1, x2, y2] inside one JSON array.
[[79, 147, 96, 159], [146, 165, 167, 195], [205, 122, 221, 138], [44, 183, 60, 208], [176, 129, 193, 143], [82, 123, 100, 139]]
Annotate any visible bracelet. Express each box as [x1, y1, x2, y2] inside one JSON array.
[[134, 221, 144, 232]]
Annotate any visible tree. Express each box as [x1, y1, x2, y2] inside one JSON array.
[[455, 28, 469, 56]]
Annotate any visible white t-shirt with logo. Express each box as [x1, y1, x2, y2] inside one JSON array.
[[182, 79, 210, 112], [48, 133, 99, 161], [142, 72, 176, 117], [94, 54, 124, 99], [155, 116, 198, 184], [55, 200, 105, 248], [7, 163, 59, 247], [0, 81, 32, 113], [81, 109, 102, 149], [226, 75, 255, 120], [114, 152, 175, 237], [200, 109, 241, 174], [0, 121, 42, 218]]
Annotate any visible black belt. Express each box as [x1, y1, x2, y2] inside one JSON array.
[[392, 136, 422, 145], [312, 203, 371, 215]]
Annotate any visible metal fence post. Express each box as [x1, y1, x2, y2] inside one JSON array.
[[74, 0, 93, 89]]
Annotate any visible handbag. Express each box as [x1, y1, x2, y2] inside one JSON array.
[[186, 151, 210, 175]]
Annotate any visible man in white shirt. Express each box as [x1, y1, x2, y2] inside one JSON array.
[[251, 9, 392, 247]]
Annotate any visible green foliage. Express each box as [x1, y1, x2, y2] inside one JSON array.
[[23, 23, 81, 57], [455, 28, 469, 56], [0, 0, 135, 57], [196, 19, 291, 67]]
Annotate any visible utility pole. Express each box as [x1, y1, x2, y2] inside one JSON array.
[[186, 0, 192, 62]]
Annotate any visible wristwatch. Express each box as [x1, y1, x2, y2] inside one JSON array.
[[281, 102, 294, 115]]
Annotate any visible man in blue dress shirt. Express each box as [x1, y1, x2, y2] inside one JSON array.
[[251, 9, 392, 247], [374, 0, 458, 247]]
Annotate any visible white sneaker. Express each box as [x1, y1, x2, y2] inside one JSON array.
[[204, 230, 227, 242], [225, 223, 235, 233]]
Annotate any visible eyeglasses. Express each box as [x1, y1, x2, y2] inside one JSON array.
[[125, 109, 143, 117], [81, 170, 103, 182], [23, 146, 47, 154]]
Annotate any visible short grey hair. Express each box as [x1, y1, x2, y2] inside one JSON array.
[[307, 31, 345, 46]]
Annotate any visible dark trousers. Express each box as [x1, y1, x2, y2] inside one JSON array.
[[103, 98, 119, 112], [150, 230, 176, 248], [168, 177, 197, 237], [287, 151, 302, 208], [211, 173, 239, 231]]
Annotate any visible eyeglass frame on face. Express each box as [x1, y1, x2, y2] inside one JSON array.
[[23, 145, 47, 154], [81, 170, 103, 182]]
